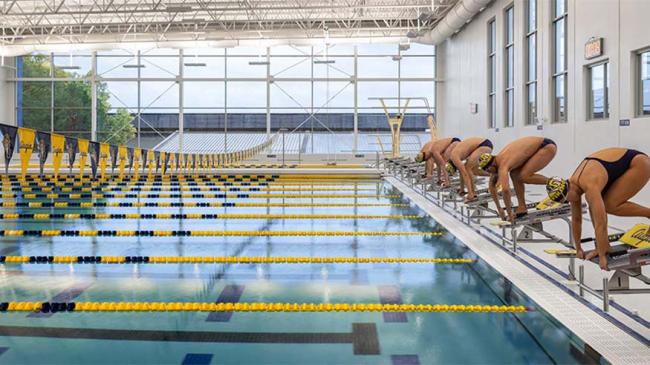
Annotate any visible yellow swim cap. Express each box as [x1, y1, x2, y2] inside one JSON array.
[[446, 162, 457, 175], [478, 153, 495, 171], [546, 177, 569, 203], [415, 152, 425, 163]]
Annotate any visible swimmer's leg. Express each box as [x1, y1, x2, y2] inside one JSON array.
[[510, 144, 557, 214], [603, 154, 650, 219]]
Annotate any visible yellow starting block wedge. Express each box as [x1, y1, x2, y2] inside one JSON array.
[[543, 249, 576, 258], [489, 220, 512, 228], [535, 197, 561, 211], [619, 223, 650, 249]]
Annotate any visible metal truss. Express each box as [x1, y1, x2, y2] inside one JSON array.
[[0, 0, 457, 47]]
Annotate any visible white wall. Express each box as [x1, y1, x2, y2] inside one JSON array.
[[436, 0, 650, 205], [0, 57, 16, 125]]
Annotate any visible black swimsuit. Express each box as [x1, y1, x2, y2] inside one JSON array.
[[539, 138, 555, 149], [478, 139, 493, 149], [581, 149, 647, 193]]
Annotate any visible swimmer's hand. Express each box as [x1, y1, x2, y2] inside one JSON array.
[[585, 250, 608, 270]]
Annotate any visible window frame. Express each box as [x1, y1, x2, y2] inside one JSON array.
[[504, 4, 515, 128], [552, 0, 568, 123], [525, 0, 537, 125], [638, 48, 650, 117], [586, 60, 609, 121], [487, 17, 497, 129]]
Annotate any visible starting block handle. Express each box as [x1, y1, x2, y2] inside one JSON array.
[[580, 232, 624, 244]]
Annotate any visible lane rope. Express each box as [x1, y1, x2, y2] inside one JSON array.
[[0, 301, 529, 313], [0, 213, 420, 220], [0, 230, 443, 237], [2, 187, 378, 193], [1, 192, 397, 199], [0, 202, 407, 208], [1, 256, 472, 264]]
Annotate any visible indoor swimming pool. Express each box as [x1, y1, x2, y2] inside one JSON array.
[[0, 175, 599, 364]]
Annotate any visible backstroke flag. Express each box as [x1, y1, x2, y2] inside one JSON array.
[[51, 133, 65, 179], [17, 127, 36, 178]]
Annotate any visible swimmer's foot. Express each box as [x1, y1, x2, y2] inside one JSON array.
[[515, 211, 528, 220]]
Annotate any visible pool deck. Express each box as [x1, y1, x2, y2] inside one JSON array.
[[387, 176, 650, 365]]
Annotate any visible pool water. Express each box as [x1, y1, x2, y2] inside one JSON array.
[[0, 177, 597, 364]]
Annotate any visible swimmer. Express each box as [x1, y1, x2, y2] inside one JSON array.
[[415, 137, 461, 187], [444, 137, 494, 202], [479, 136, 557, 222], [546, 148, 650, 270]]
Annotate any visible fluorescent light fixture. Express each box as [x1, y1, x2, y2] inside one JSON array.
[[123, 64, 145, 68], [313, 59, 335, 64], [58, 65, 81, 70], [248, 60, 269, 65], [183, 62, 206, 67], [183, 18, 206, 22]]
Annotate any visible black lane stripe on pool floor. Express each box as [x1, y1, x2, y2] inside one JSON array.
[[0, 323, 380, 355]]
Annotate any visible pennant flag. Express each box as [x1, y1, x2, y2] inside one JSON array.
[[17, 127, 36, 178], [118, 146, 128, 180], [160, 152, 167, 175], [146, 150, 155, 176], [36, 131, 51, 176], [132, 149, 141, 180], [154, 151, 160, 173], [169, 153, 176, 173], [65, 137, 78, 173], [127, 147, 134, 171], [51, 133, 65, 179], [78, 139, 89, 179], [142, 148, 149, 173], [109, 145, 119, 173], [89, 141, 100, 179], [99, 143, 110, 180], [0, 124, 18, 174]]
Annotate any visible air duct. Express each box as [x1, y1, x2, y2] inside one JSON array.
[[413, 0, 492, 45]]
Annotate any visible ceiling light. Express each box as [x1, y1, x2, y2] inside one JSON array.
[[165, 5, 193, 12], [392, 55, 402, 61], [248, 60, 269, 65], [123, 64, 145, 68], [313, 60, 335, 64], [399, 43, 410, 51]]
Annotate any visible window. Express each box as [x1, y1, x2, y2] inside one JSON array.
[[588, 62, 609, 120], [504, 6, 514, 127], [639, 50, 650, 116], [552, 0, 568, 123], [488, 19, 497, 129], [525, 0, 537, 125]]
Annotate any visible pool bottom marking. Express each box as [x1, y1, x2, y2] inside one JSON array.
[[391, 355, 421, 365], [206, 285, 245, 322], [181, 353, 213, 365], [27, 283, 90, 319], [378, 286, 407, 323], [0, 323, 381, 355]]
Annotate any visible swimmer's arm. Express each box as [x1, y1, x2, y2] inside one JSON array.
[[498, 167, 514, 221], [425, 158, 434, 177], [584, 190, 610, 264], [570, 198, 583, 253], [488, 174, 505, 219], [432, 152, 449, 185]]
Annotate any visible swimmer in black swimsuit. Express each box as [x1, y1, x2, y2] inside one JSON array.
[[445, 137, 494, 202], [547, 148, 650, 269], [479, 136, 558, 222], [416, 137, 461, 186]]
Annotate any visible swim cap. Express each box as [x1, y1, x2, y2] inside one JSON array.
[[415, 152, 425, 163], [546, 177, 569, 203], [446, 162, 457, 175], [478, 153, 495, 171]]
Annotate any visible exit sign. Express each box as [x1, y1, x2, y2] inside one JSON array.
[[585, 38, 603, 59]]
